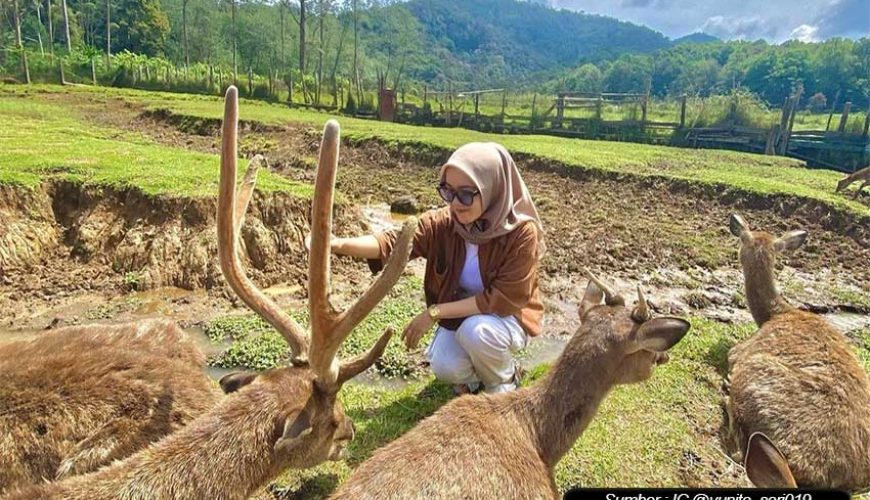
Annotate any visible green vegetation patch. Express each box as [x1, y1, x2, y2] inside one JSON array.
[[17, 84, 862, 217], [206, 276, 429, 377], [0, 94, 309, 198]]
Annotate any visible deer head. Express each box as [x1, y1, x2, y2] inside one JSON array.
[[216, 86, 416, 469], [578, 269, 691, 385], [836, 177, 851, 193], [729, 214, 808, 264], [728, 214, 806, 325]]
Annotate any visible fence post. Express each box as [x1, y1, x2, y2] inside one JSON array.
[[59, 58, 66, 84], [825, 90, 840, 132], [530, 93, 537, 129], [500, 90, 507, 124], [679, 94, 687, 128], [777, 97, 792, 154], [863, 103, 870, 139], [474, 93, 480, 122], [641, 78, 651, 125], [248, 67, 253, 96], [764, 125, 779, 155], [447, 81, 453, 126], [837, 102, 852, 133], [781, 87, 803, 153], [556, 94, 565, 128], [595, 94, 602, 123]]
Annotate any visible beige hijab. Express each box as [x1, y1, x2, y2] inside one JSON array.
[[439, 142, 545, 255]]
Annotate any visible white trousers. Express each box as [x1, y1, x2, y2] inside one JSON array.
[[425, 314, 528, 394]]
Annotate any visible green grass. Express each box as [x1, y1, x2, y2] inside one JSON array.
[[0, 91, 310, 198], [206, 276, 429, 377], [7, 84, 862, 218]]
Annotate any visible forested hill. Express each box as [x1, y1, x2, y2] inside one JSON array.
[[397, 0, 671, 84]]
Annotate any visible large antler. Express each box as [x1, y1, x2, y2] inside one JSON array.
[[219, 86, 415, 387], [219, 86, 310, 364], [307, 119, 416, 389]]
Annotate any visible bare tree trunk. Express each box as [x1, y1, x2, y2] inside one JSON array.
[[106, 0, 111, 66], [182, 0, 188, 67], [352, 0, 359, 103], [12, 0, 31, 83], [61, 0, 71, 52], [231, 0, 237, 84], [330, 18, 347, 107], [36, 2, 45, 56], [298, 0, 306, 73], [315, 0, 326, 105], [279, 1, 285, 67], [46, 0, 54, 59]]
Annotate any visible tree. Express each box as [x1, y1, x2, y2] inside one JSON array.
[[564, 63, 602, 93], [808, 92, 827, 112], [110, 0, 169, 56], [61, 0, 71, 51]]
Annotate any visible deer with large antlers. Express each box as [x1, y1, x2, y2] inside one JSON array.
[[0, 320, 220, 494], [331, 271, 691, 499], [726, 214, 870, 491], [3, 86, 415, 500]]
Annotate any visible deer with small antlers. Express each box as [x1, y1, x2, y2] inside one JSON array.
[[726, 214, 870, 491], [835, 166, 870, 199], [331, 271, 691, 499], [0, 320, 220, 494], [3, 86, 416, 500]]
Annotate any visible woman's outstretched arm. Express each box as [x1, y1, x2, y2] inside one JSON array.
[[331, 235, 381, 260], [305, 233, 381, 260]]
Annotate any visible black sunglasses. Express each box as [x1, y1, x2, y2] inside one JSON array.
[[438, 183, 479, 206]]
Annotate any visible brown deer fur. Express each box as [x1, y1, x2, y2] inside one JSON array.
[[0, 320, 219, 494], [835, 166, 870, 199], [3, 86, 415, 499], [726, 214, 870, 491], [331, 272, 691, 499]]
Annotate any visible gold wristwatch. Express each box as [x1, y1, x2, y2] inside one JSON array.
[[427, 305, 441, 321]]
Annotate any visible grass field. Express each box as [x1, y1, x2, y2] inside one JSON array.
[[0, 92, 309, 198], [5, 84, 863, 218]]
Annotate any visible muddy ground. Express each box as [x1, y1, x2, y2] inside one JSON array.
[[1, 92, 869, 341]]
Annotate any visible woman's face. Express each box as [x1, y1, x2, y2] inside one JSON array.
[[442, 167, 484, 226]]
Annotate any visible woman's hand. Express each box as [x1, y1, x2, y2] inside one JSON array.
[[401, 310, 435, 350]]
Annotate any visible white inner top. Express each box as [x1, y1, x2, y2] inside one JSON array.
[[458, 241, 485, 297]]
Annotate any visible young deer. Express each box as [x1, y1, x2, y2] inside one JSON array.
[[835, 166, 870, 199], [727, 214, 870, 491], [0, 320, 220, 493], [3, 86, 416, 500], [331, 271, 691, 499]]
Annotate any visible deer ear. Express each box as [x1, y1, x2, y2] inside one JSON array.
[[634, 317, 690, 352], [745, 432, 797, 488], [579, 279, 604, 320], [218, 372, 259, 394], [729, 214, 752, 242], [773, 230, 807, 253], [274, 410, 313, 454]]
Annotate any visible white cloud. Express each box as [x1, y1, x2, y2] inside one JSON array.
[[699, 15, 778, 40], [789, 24, 820, 42]]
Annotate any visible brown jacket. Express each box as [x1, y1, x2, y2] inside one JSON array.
[[371, 207, 543, 337]]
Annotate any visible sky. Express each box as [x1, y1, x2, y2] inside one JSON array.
[[542, 0, 870, 42]]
